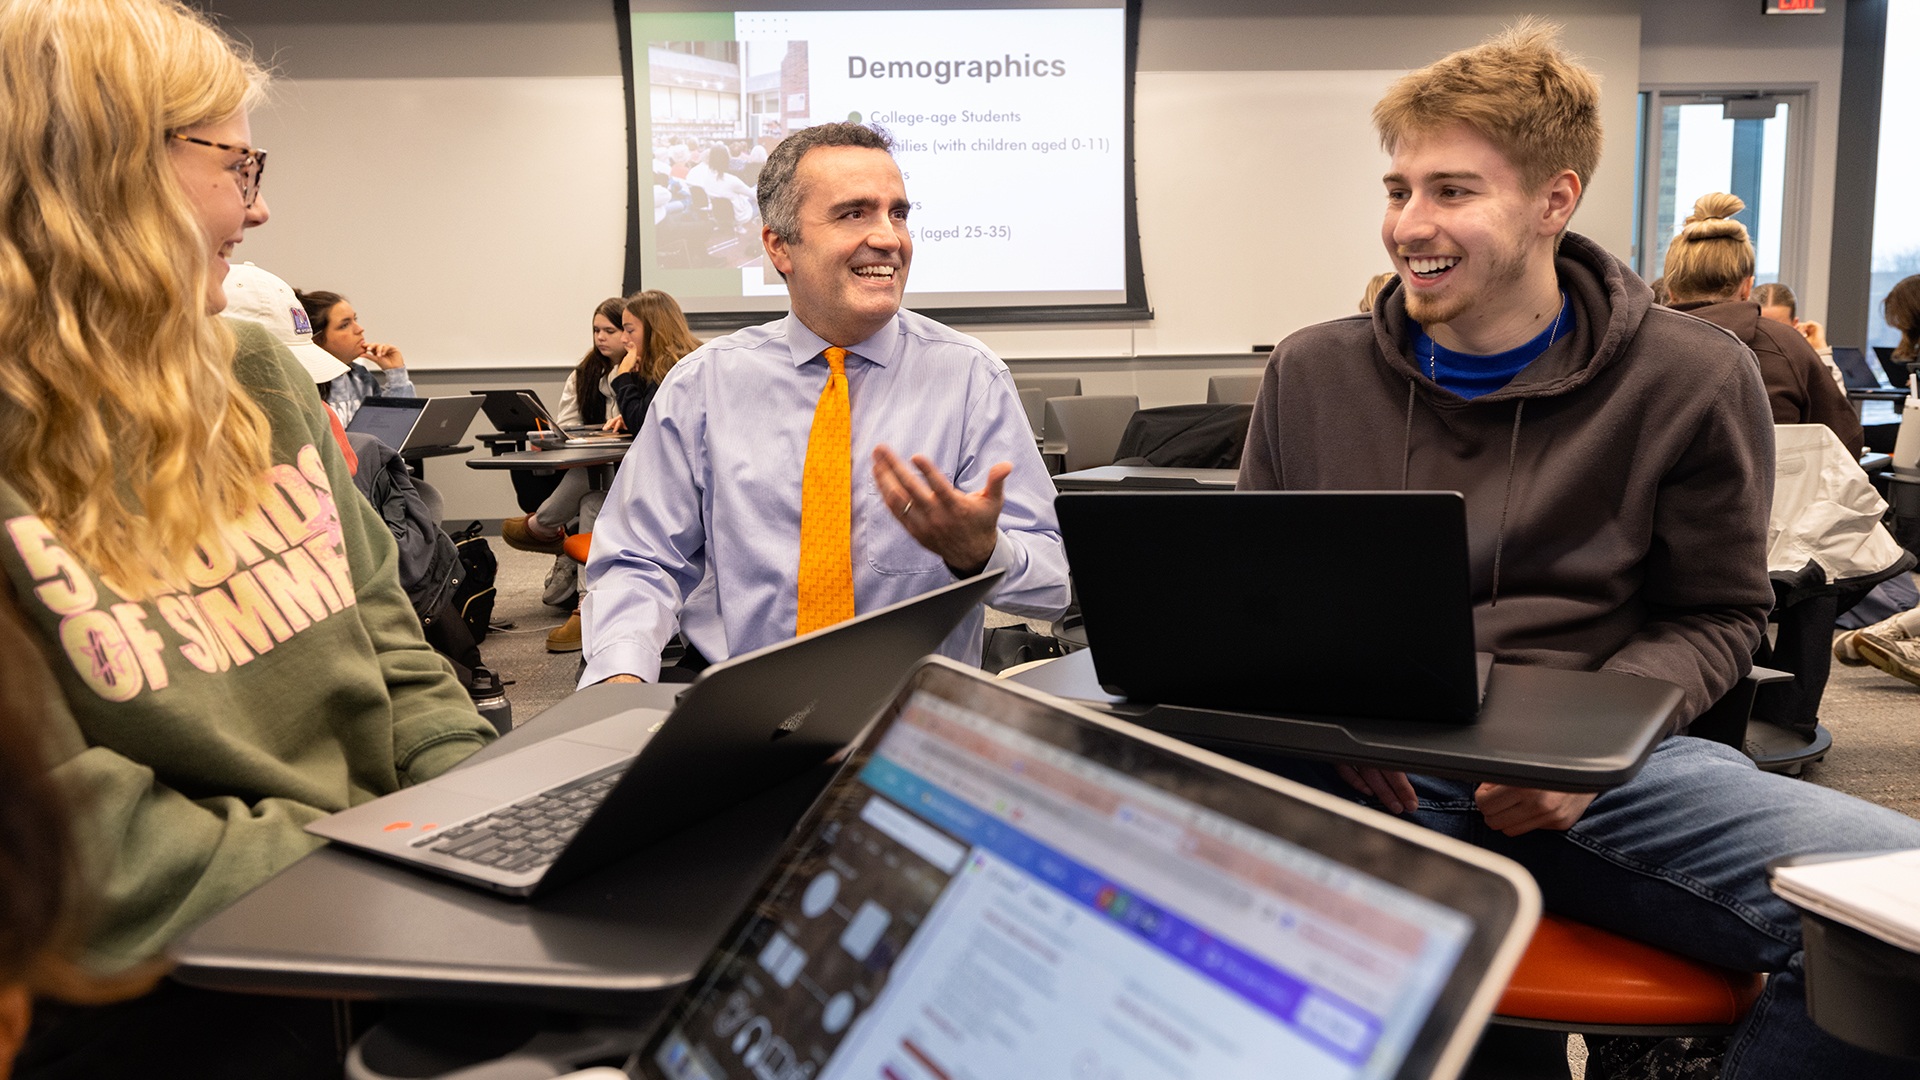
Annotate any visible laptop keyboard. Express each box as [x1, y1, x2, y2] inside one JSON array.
[[409, 760, 628, 874]]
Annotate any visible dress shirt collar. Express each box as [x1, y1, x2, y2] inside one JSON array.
[[782, 311, 901, 370]]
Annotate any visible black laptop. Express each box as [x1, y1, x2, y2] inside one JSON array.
[[469, 387, 547, 433], [1833, 347, 1906, 401], [1055, 491, 1490, 723], [1874, 345, 1915, 389]]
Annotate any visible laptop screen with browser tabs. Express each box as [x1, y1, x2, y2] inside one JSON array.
[[633, 660, 1537, 1080]]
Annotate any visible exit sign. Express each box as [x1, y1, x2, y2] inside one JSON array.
[[1764, 0, 1826, 12]]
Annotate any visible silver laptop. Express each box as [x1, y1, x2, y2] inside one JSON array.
[[630, 658, 1540, 1080], [308, 571, 1003, 897], [345, 395, 483, 452]]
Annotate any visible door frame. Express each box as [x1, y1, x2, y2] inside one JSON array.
[[1636, 83, 1816, 291]]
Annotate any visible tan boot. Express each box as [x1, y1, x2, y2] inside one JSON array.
[[546, 608, 582, 653], [502, 514, 568, 556]]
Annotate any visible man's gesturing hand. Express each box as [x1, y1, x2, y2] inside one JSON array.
[[871, 445, 1008, 577]]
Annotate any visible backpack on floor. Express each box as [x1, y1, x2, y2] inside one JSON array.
[[446, 521, 498, 643]]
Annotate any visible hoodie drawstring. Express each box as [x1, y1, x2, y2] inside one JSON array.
[[1490, 399, 1525, 608], [1400, 380, 1416, 490], [1400, 381, 1525, 608]]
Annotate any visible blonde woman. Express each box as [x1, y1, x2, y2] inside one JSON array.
[[1663, 193, 1863, 456], [0, 1, 493, 1072]]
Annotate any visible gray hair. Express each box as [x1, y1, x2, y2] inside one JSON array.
[[757, 122, 894, 244]]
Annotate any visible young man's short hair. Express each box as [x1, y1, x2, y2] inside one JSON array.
[[1372, 18, 1602, 194]]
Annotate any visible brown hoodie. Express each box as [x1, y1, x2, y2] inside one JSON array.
[[1240, 233, 1774, 731], [1670, 298, 1865, 458]]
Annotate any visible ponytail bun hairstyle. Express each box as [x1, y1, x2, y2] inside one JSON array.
[[1661, 193, 1755, 303]]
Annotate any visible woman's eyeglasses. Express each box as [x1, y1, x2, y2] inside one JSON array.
[[168, 133, 268, 208]]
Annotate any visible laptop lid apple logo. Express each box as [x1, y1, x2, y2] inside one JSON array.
[[772, 701, 817, 740]]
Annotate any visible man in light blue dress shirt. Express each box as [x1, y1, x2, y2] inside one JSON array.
[[580, 123, 1070, 685]]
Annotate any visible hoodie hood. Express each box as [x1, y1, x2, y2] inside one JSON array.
[[1370, 231, 1656, 409]]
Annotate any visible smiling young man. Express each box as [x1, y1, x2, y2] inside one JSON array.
[[580, 122, 1069, 685], [1240, 22, 1920, 1078]]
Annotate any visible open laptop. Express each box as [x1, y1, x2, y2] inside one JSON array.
[[308, 571, 1003, 897], [1056, 491, 1491, 722], [505, 389, 631, 445], [469, 387, 549, 433], [1874, 345, 1916, 389], [1827, 345, 1904, 397], [629, 658, 1540, 1080], [344, 395, 483, 452], [1832, 347, 1907, 401]]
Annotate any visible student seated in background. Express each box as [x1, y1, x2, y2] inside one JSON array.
[[0, 2, 494, 1073], [1664, 194, 1863, 456], [505, 291, 702, 652], [582, 122, 1070, 684], [1754, 281, 1831, 352], [501, 296, 629, 567], [1238, 21, 1920, 1079], [294, 286, 415, 424], [1753, 281, 1846, 395]]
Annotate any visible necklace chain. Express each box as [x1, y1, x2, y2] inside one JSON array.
[[1425, 291, 1568, 380]]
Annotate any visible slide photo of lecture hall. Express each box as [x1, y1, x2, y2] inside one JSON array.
[[7, 0, 1920, 1079]]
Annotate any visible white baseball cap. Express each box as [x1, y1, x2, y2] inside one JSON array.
[[222, 262, 343, 385]]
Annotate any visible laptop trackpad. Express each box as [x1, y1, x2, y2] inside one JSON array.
[[430, 739, 631, 803], [560, 707, 668, 751]]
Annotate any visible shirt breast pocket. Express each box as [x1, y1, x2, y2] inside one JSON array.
[[862, 477, 946, 577]]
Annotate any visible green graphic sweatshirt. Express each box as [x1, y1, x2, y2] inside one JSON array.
[[0, 321, 496, 968]]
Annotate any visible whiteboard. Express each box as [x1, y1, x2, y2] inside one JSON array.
[[239, 69, 1407, 368]]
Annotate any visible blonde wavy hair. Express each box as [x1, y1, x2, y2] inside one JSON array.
[[0, 0, 275, 598], [626, 290, 703, 384], [1662, 193, 1755, 303]]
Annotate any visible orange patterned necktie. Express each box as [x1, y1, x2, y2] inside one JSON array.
[[796, 346, 854, 634]]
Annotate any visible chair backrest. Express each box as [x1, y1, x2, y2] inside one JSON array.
[[1206, 373, 1262, 404], [1044, 394, 1139, 473], [1012, 374, 1083, 401], [1017, 386, 1046, 439]]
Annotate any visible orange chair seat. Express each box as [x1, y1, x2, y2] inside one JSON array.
[[1496, 914, 1764, 1026], [563, 533, 593, 564]]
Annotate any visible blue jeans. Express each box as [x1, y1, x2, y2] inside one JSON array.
[[1284, 736, 1920, 1079]]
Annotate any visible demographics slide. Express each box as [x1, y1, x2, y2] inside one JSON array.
[[623, 2, 1141, 321]]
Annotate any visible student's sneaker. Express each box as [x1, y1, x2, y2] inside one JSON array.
[[1833, 606, 1920, 667], [546, 609, 583, 653], [501, 513, 567, 556], [1855, 626, 1920, 688]]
